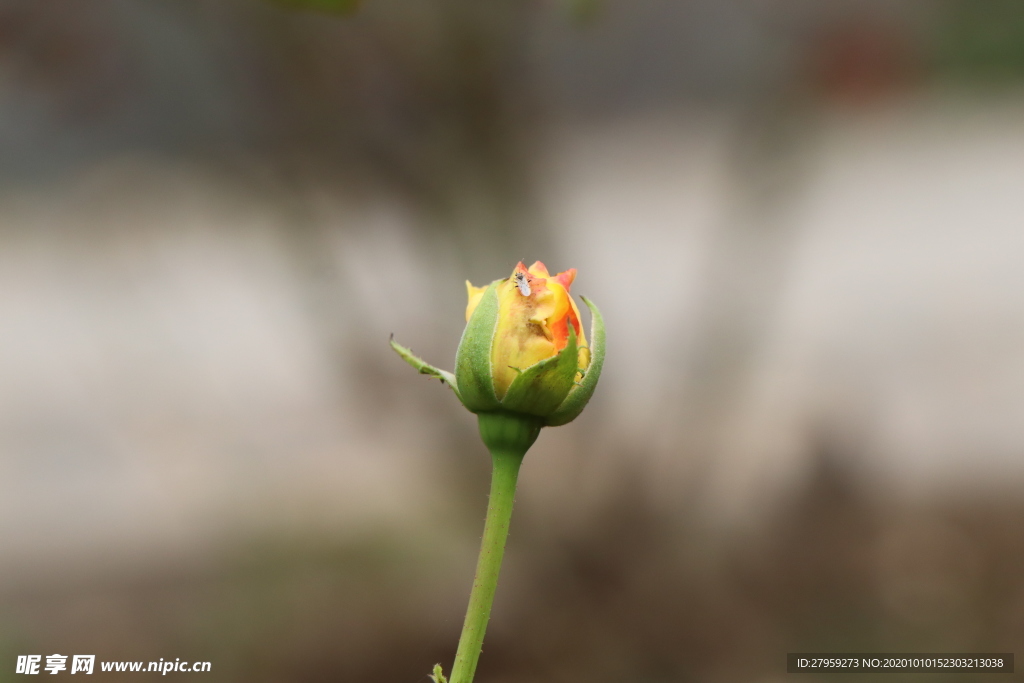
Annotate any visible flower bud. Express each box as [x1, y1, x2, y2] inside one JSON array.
[[392, 261, 604, 428]]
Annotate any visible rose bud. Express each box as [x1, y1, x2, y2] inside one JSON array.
[[391, 261, 604, 449]]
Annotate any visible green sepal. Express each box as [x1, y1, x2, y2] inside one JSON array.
[[429, 664, 448, 683], [545, 295, 605, 426], [389, 335, 462, 404], [500, 325, 578, 417], [454, 281, 502, 412]]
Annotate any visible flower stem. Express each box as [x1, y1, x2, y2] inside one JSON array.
[[449, 446, 525, 683]]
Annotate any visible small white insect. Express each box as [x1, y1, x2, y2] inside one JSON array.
[[513, 271, 531, 296]]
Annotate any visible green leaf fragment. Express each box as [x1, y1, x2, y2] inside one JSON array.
[[389, 335, 462, 403], [430, 663, 448, 683]]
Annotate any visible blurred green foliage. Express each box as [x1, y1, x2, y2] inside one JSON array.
[[270, 0, 360, 15], [933, 0, 1024, 82]]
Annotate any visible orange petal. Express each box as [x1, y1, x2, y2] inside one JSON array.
[[550, 267, 576, 291], [540, 278, 585, 351]]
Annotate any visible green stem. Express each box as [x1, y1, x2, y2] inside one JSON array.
[[449, 446, 524, 683]]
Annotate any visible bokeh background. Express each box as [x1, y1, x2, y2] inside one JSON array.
[[3, 1, 1024, 681]]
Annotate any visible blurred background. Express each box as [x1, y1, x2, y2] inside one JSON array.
[[2, 0, 1024, 680]]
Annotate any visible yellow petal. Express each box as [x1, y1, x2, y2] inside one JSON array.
[[527, 261, 550, 278], [465, 281, 487, 322]]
